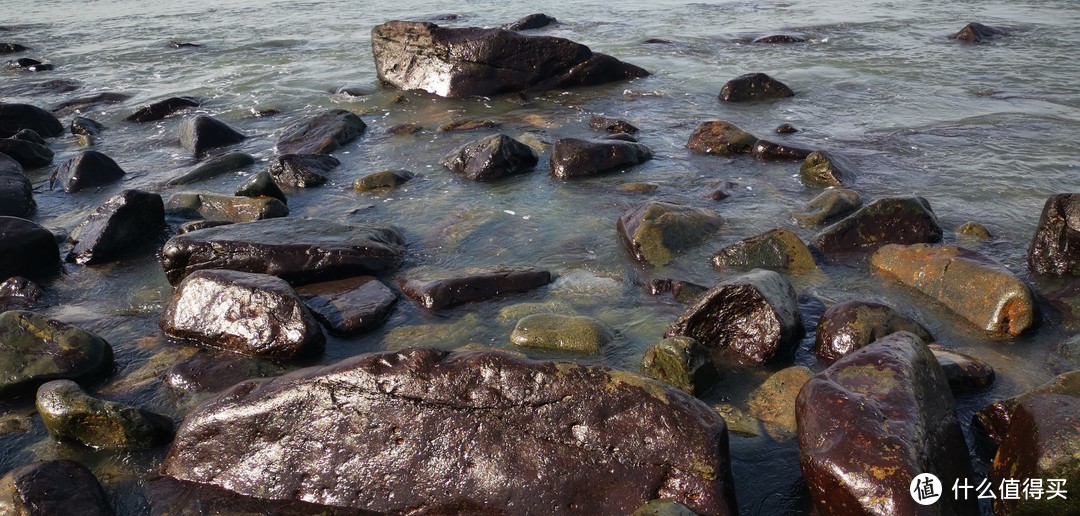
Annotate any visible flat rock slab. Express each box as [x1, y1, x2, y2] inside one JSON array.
[[372, 21, 648, 98], [276, 109, 366, 155], [1028, 193, 1080, 277], [160, 217, 406, 286], [0, 103, 63, 138], [295, 276, 398, 336], [398, 266, 552, 309], [166, 192, 289, 223], [162, 348, 737, 514], [811, 196, 943, 263], [550, 137, 653, 178], [618, 201, 722, 266], [0, 460, 111, 515], [0, 311, 113, 398], [0, 152, 34, 217], [813, 300, 933, 360], [68, 189, 164, 264], [0, 216, 60, 279]]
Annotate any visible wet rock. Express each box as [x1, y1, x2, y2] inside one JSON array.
[[70, 116, 104, 138], [1028, 193, 1080, 277], [1, 79, 81, 96], [353, 169, 414, 191], [648, 278, 710, 303], [710, 182, 735, 201], [438, 118, 499, 132], [387, 123, 422, 135], [713, 403, 761, 437], [164, 351, 287, 397], [633, 499, 698, 516], [590, 115, 639, 134], [871, 244, 1036, 336], [711, 227, 816, 273], [748, 366, 812, 440], [686, 120, 757, 156], [951, 22, 1007, 43], [990, 394, 1079, 515], [276, 109, 366, 155], [399, 265, 552, 309], [5, 57, 52, 71], [161, 269, 325, 358], [974, 370, 1080, 443], [161, 348, 737, 514], [0, 137, 52, 169], [641, 336, 718, 394], [0, 311, 113, 398], [0, 216, 60, 279], [179, 115, 246, 156], [52, 150, 124, 192], [665, 269, 803, 364], [36, 379, 173, 449], [813, 300, 933, 360], [775, 123, 798, 134], [793, 188, 861, 227], [67, 189, 165, 264], [504, 13, 558, 31], [0, 42, 27, 54], [161, 217, 406, 285], [800, 150, 857, 187], [510, 313, 614, 353], [1048, 334, 1080, 374], [52, 92, 131, 117], [268, 153, 339, 187], [11, 128, 45, 145], [169, 41, 201, 48], [0, 152, 34, 217], [621, 182, 658, 193], [442, 133, 538, 181], [166, 192, 288, 223], [618, 201, 722, 266], [175, 219, 232, 235], [718, 73, 794, 102], [811, 196, 943, 262], [550, 137, 652, 178], [928, 344, 995, 392], [797, 332, 977, 515], [234, 170, 287, 203], [604, 132, 638, 142], [372, 21, 649, 98], [124, 96, 199, 123], [751, 139, 815, 160], [0, 276, 43, 311], [955, 221, 991, 239], [0, 460, 112, 515], [296, 276, 398, 336], [166, 151, 255, 186], [143, 476, 348, 515], [753, 34, 807, 44]]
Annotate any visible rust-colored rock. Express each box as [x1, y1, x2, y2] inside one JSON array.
[[686, 121, 757, 156], [800, 151, 857, 187], [974, 370, 1080, 443]]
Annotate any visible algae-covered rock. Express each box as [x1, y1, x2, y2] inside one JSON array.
[[747, 365, 812, 440], [166, 192, 288, 223], [793, 188, 861, 227], [353, 169, 414, 191], [618, 201, 723, 266], [0, 311, 113, 398], [711, 228, 815, 273], [510, 313, 614, 353], [799, 151, 857, 187], [36, 379, 173, 449], [640, 336, 718, 394]]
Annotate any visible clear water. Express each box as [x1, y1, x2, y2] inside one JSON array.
[[2, 0, 1079, 513]]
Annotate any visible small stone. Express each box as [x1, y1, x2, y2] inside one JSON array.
[[1027, 193, 1080, 277], [70, 116, 104, 137], [951, 22, 1007, 43], [648, 279, 710, 303], [234, 170, 287, 204], [36, 379, 173, 449], [974, 370, 1080, 443], [11, 129, 45, 145], [0, 216, 60, 279], [619, 182, 658, 193], [0, 103, 64, 138], [955, 221, 991, 239], [686, 121, 757, 156], [590, 115, 639, 134], [386, 123, 422, 135], [503, 13, 557, 31], [928, 344, 995, 391], [774, 123, 798, 134], [713, 403, 761, 437], [718, 73, 794, 102], [641, 336, 718, 394], [632, 499, 699, 516], [511, 313, 614, 353], [751, 139, 815, 161], [353, 169, 414, 191]]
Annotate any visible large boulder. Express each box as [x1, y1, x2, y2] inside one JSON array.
[[68, 189, 164, 264], [442, 133, 538, 181], [665, 269, 803, 364], [686, 121, 757, 156], [0, 216, 60, 279], [398, 265, 552, 309], [36, 379, 173, 449], [618, 201, 723, 266], [0, 311, 113, 398], [510, 313, 615, 353], [0, 152, 34, 217], [178, 115, 246, 156], [813, 300, 934, 360], [165, 192, 289, 223], [711, 227, 815, 273], [871, 244, 1036, 336], [124, 96, 199, 123], [371, 21, 649, 98], [1027, 193, 1080, 277], [550, 137, 653, 178], [53, 150, 125, 192], [267, 153, 339, 187], [974, 370, 1080, 443], [811, 196, 943, 262], [160, 217, 406, 286], [295, 276, 398, 336], [796, 332, 978, 515], [161, 348, 737, 514], [275, 109, 366, 155], [0, 103, 63, 138], [800, 151, 857, 187], [718, 73, 793, 102], [160, 269, 325, 358], [0, 460, 112, 515], [0, 137, 52, 169]]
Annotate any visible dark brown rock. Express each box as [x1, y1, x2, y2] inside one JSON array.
[[52, 150, 124, 192], [0, 216, 60, 279], [648, 278, 710, 303], [686, 121, 757, 156], [67, 189, 164, 265], [811, 196, 943, 262], [800, 151, 857, 187], [268, 153, 339, 187], [0, 460, 112, 515], [143, 476, 355, 515], [124, 96, 199, 123], [276, 109, 366, 155], [590, 115, 639, 134], [442, 133, 538, 181], [503, 13, 557, 31], [437, 119, 499, 132], [550, 137, 652, 178], [951, 22, 1007, 43], [774, 123, 798, 134], [386, 123, 422, 135], [0, 43, 28, 54], [974, 370, 1080, 443], [0, 276, 42, 308], [52, 92, 131, 117], [618, 201, 723, 266], [175, 220, 232, 235], [0, 137, 52, 169], [711, 228, 816, 273], [814, 300, 933, 360], [399, 265, 552, 310], [793, 188, 861, 227], [179, 115, 246, 156], [718, 73, 794, 102], [1028, 193, 1080, 277], [751, 139, 815, 160], [296, 276, 398, 336], [928, 344, 995, 392], [0, 152, 34, 217], [163, 351, 287, 397], [165, 192, 289, 223], [70, 116, 104, 138], [0, 103, 63, 138]]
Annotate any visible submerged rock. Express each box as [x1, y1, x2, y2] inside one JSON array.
[[811, 196, 943, 262], [503, 13, 557, 31], [124, 96, 199, 123], [814, 300, 933, 360], [438, 118, 499, 132], [550, 137, 652, 178], [143, 476, 347, 515], [955, 221, 992, 239], [1027, 193, 1080, 277], [353, 169, 414, 191], [161, 348, 737, 514], [793, 188, 861, 227], [5, 57, 52, 71], [0, 460, 112, 516], [753, 34, 806, 44], [775, 123, 798, 134], [648, 278, 710, 304], [53, 150, 124, 192], [0, 42, 28, 54], [164, 351, 287, 398], [0, 103, 63, 138], [234, 170, 287, 203], [711, 228, 816, 273], [442, 133, 538, 181], [371, 21, 649, 98], [928, 344, 995, 392], [974, 370, 1080, 443], [68, 189, 164, 264], [268, 153, 339, 187], [0, 152, 34, 217], [590, 115, 639, 134], [951, 22, 1007, 43], [275, 109, 366, 155], [0, 311, 113, 398], [748, 366, 812, 440], [167, 151, 255, 186], [398, 265, 552, 309], [618, 201, 723, 266], [632, 499, 698, 516], [36, 379, 173, 449], [179, 115, 247, 156], [165, 192, 289, 223], [718, 73, 794, 102], [0, 216, 60, 279], [750, 139, 815, 160], [11, 129, 45, 145], [0, 137, 52, 169], [295, 276, 398, 336], [640, 336, 718, 395], [70, 116, 104, 137], [53, 92, 131, 117], [800, 151, 857, 187], [510, 313, 614, 353], [686, 121, 757, 156]]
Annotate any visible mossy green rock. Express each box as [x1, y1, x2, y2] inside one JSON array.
[[0, 311, 113, 398], [640, 337, 718, 394], [166, 192, 289, 223], [711, 228, 816, 273], [955, 221, 991, 239], [618, 201, 723, 266], [36, 379, 173, 449], [353, 169, 414, 191], [632, 499, 699, 516], [793, 188, 861, 227], [747, 366, 811, 440], [511, 313, 614, 353], [799, 151, 857, 187]]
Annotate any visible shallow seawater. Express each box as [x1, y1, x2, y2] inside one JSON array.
[[2, 0, 1079, 513]]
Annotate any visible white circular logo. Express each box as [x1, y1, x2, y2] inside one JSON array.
[[910, 473, 942, 505]]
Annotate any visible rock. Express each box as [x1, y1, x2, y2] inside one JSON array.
[[640, 336, 718, 394], [0, 43, 27, 54], [0, 276, 42, 310], [510, 313, 614, 353], [0, 104, 63, 138], [633, 499, 698, 516], [0, 460, 111, 515], [1028, 193, 1080, 277], [36, 379, 173, 449], [166, 151, 255, 186], [603, 132, 638, 142], [1048, 334, 1080, 374], [165, 192, 288, 223], [179, 115, 247, 156], [711, 228, 816, 273], [70, 116, 104, 137], [951, 22, 1007, 43], [143, 476, 348, 515], [5, 58, 52, 71], [170, 41, 201, 48], [52, 92, 131, 117], [928, 344, 995, 392], [751, 139, 815, 160], [713, 403, 761, 437], [665, 269, 803, 364], [0, 137, 52, 169], [124, 96, 199, 123], [793, 188, 861, 227], [955, 221, 991, 239], [438, 119, 499, 132], [796, 332, 977, 515], [0, 152, 34, 217], [161, 217, 406, 286], [775, 123, 798, 134], [234, 170, 287, 204], [164, 351, 287, 397], [813, 300, 933, 360], [67, 189, 164, 264], [399, 265, 552, 309], [442, 133, 538, 181], [590, 115, 639, 134], [160, 348, 737, 514], [800, 151, 857, 187], [160, 269, 325, 358], [276, 109, 366, 155], [871, 244, 1037, 336], [753, 35, 807, 44], [504, 13, 557, 31], [353, 169, 414, 191], [748, 366, 812, 440], [372, 21, 649, 98], [176, 220, 232, 235], [621, 182, 658, 194], [0, 216, 60, 279], [0, 311, 113, 398], [686, 121, 758, 155], [11, 129, 45, 145], [549, 137, 652, 178], [617, 201, 722, 266], [974, 370, 1080, 443], [295, 276, 398, 336], [811, 196, 943, 262], [52, 150, 124, 192], [387, 123, 422, 135], [1, 79, 81, 96], [989, 394, 1079, 515], [268, 153, 339, 187], [718, 73, 794, 102], [648, 279, 710, 303]]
